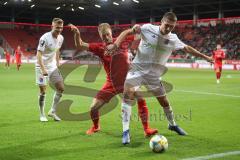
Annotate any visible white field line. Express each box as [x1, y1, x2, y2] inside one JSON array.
[[180, 150, 240, 160], [174, 89, 240, 98]]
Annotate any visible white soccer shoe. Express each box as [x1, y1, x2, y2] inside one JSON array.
[[122, 129, 130, 145], [40, 115, 48, 122], [48, 111, 61, 121]]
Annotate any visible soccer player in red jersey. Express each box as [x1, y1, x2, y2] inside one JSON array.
[[128, 35, 140, 61], [212, 44, 225, 84], [15, 45, 22, 71], [4, 49, 11, 69], [69, 23, 158, 137]]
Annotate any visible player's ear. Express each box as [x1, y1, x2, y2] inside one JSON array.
[[51, 22, 55, 29], [161, 18, 164, 24]]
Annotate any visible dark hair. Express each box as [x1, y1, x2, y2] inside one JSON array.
[[162, 12, 177, 22]]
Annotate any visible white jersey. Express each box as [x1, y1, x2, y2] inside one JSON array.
[[133, 24, 186, 66], [36, 31, 64, 72]]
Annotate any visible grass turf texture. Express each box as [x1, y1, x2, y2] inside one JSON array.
[[0, 64, 239, 160]]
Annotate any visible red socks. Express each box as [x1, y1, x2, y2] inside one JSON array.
[[216, 72, 221, 79], [137, 99, 149, 130], [90, 109, 99, 129]]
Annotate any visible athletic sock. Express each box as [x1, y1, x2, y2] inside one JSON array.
[[163, 106, 176, 126], [50, 92, 62, 113], [137, 98, 149, 130], [122, 100, 132, 132], [39, 93, 46, 117], [90, 109, 100, 129]]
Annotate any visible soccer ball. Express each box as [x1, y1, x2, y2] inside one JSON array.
[[149, 135, 168, 153]]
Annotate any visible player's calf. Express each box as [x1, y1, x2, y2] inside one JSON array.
[[48, 91, 62, 121]]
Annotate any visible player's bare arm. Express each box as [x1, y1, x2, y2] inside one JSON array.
[[183, 45, 213, 63], [56, 49, 61, 67], [37, 50, 48, 76], [69, 24, 89, 51], [114, 24, 140, 48], [106, 24, 141, 54]]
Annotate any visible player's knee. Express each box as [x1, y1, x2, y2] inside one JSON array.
[[58, 87, 64, 93], [40, 91, 46, 95], [90, 105, 99, 112], [90, 105, 102, 114], [56, 85, 64, 93], [39, 92, 46, 101], [157, 96, 169, 107], [90, 99, 104, 111], [162, 103, 170, 108], [123, 92, 132, 100], [55, 81, 64, 93], [124, 89, 135, 100], [162, 100, 170, 107]]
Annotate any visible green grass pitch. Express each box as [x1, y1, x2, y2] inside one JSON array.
[[0, 64, 239, 160]]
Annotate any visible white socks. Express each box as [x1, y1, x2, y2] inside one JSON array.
[[50, 92, 62, 113], [163, 106, 176, 126], [39, 94, 46, 117], [122, 101, 132, 132]]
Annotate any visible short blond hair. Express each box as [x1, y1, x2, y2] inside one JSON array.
[[98, 23, 111, 33], [52, 18, 64, 24]]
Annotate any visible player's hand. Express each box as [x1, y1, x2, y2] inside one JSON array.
[[105, 44, 118, 56], [68, 24, 80, 35], [132, 24, 141, 34], [206, 56, 214, 64], [42, 69, 48, 76]]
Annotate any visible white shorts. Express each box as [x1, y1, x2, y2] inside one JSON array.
[[125, 66, 166, 97], [35, 67, 63, 86]]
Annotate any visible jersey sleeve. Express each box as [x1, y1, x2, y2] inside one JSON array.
[[173, 35, 187, 50], [125, 35, 135, 42], [88, 43, 104, 57], [130, 39, 141, 50], [37, 35, 47, 52], [212, 51, 215, 58], [222, 51, 226, 58], [140, 24, 151, 32], [59, 36, 64, 49], [120, 35, 135, 48]]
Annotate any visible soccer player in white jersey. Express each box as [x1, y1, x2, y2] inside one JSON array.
[[36, 18, 64, 122], [107, 12, 213, 144]]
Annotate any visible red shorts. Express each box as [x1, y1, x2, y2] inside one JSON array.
[[16, 58, 21, 65], [6, 57, 10, 63], [95, 81, 123, 103], [15, 54, 22, 65], [214, 63, 222, 71]]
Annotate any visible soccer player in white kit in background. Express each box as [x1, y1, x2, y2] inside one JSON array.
[[36, 18, 64, 122], [107, 12, 213, 144]]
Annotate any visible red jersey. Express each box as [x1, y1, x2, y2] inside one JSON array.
[[213, 49, 225, 65], [15, 49, 22, 64], [15, 49, 22, 56], [89, 35, 134, 91], [5, 52, 10, 60], [130, 39, 141, 50]]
